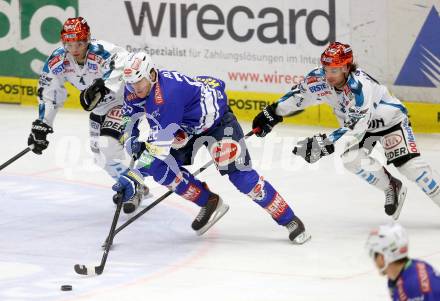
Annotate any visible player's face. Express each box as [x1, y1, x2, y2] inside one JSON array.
[[324, 66, 348, 89], [64, 41, 88, 61], [373, 253, 387, 275], [131, 78, 151, 98]]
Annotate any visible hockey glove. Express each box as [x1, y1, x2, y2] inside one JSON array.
[[80, 78, 110, 111], [292, 133, 335, 164], [125, 136, 146, 160], [252, 103, 283, 137], [112, 169, 144, 203], [27, 119, 54, 155]]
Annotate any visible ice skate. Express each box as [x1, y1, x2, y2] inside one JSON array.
[[286, 216, 311, 245], [118, 184, 150, 214], [384, 177, 407, 220], [191, 191, 229, 236]]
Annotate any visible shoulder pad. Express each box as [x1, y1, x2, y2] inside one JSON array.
[[43, 47, 66, 73], [305, 68, 325, 85], [347, 75, 363, 95], [306, 67, 325, 78], [88, 41, 112, 60]]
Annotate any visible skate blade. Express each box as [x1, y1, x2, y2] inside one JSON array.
[[392, 186, 407, 220], [196, 204, 230, 236], [292, 231, 312, 245]]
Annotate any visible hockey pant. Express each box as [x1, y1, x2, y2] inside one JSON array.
[[341, 118, 440, 206], [89, 105, 128, 181]]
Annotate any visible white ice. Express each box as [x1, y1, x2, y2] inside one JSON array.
[[1, 104, 440, 301]]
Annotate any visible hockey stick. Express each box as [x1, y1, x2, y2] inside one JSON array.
[[0, 147, 32, 171], [102, 128, 258, 249], [74, 192, 123, 276]]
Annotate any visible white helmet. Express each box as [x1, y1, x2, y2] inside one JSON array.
[[123, 51, 157, 84], [365, 223, 409, 271]]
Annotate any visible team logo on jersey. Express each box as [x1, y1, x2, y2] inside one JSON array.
[[210, 139, 241, 167], [395, 6, 440, 87], [154, 81, 164, 105]]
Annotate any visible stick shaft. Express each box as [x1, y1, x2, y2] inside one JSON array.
[[0, 147, 31, 171], [96, 193, 123, 274]]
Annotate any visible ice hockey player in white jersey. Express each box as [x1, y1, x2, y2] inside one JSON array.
[[27, 17, 148, 213], [252, 42, 440, 219]]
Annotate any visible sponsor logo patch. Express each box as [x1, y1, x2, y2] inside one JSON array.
[[248, 176, 265, 201], [306, 76, 318, 84], [402, 118, 419, 153], [265, 193, 288, 219], [172, 130, 189, 149], [106, 106, 122, 121], [126, 92, 138, 101], [416, 262, 432, 293], [383, 133, 403, 150], [48, 55, 62, 69], [210, 139, 241, 167], [182, 184, 201, 202], [154, 81, 164, 105]]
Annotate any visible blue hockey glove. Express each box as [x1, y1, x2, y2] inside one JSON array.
[[124, 136, 146, 160], [112, 169, 144, 202]]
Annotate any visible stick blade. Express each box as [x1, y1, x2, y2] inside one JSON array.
[[95, 266, 104, 275], [74, 264, 97, 276]]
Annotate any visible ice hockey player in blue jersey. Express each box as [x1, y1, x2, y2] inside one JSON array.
[[252, 42, 440, 220], [366, 223, 440, 300], [111, 51, 311, 243]]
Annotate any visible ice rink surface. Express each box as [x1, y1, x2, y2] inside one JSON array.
[[1, 104, 440, 301]]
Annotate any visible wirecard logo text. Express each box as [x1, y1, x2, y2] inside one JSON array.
[[395, 6, 440, 87], [124, 0, 336, 46]]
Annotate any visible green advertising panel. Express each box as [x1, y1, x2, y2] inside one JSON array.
[[0, 0, 78, 78]]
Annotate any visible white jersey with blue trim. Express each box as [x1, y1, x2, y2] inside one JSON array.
[[37, 39, 129, 126], [275, 67, 407, 145]]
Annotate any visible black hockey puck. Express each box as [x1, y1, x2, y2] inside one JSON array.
[[61, 285, 72, 291]]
